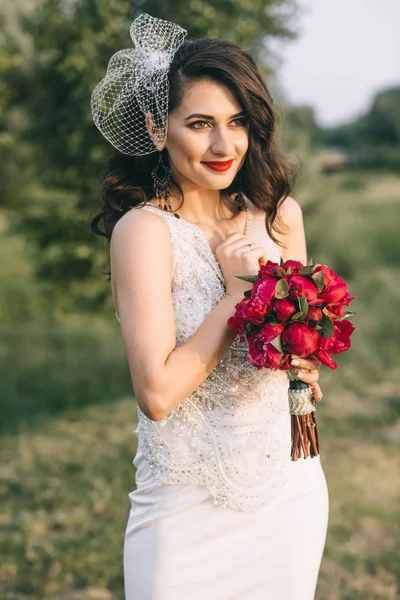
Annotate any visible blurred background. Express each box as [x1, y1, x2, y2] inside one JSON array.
[[1, 0, 399, 598]]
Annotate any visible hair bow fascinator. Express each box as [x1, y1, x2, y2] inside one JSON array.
[[91, 13, 187, 155]]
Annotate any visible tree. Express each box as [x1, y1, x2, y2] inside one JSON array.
[[9, 0, 299, 311]]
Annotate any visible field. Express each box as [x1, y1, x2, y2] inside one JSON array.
[[1, 166, 399, 599]]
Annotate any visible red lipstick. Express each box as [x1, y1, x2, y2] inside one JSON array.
[[201, 159, 234, 172]]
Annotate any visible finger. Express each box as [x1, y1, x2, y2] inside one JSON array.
[[294, 369, 319, 384], [291, 356, 321, 371], [218, 231, 246, 249], [311, 382, 323, 402]]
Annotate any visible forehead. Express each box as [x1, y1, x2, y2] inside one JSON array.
[[172, 79, 242, 118]]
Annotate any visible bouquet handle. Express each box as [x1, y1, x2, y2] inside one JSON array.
[[288, 368, 320, 461]]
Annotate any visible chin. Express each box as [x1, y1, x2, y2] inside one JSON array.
[[198, 174, 236, 190]]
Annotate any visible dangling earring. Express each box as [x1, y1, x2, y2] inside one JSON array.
[[235, 190, 244, 212], [150, 153, 180, 219]]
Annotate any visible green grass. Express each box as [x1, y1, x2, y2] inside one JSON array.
[[1, 166, 399, 599]]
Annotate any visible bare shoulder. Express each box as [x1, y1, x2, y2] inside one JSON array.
[[112, 205, 170, 239], [276, 195, 303, 225], [274, 195, 307, 263], [111, 206, 173, 255]]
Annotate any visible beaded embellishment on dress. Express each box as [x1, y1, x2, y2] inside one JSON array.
[[117, 197, 293, 511]]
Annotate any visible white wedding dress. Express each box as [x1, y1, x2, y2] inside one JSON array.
[[119, 196, 329, 599]]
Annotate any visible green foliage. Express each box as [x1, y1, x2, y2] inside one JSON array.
[[1, 0, 298, 311], [1, 169, 400, 598], [319, 87, 400, 171]]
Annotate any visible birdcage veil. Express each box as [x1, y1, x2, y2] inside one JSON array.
[[90, 13, 187, 156]]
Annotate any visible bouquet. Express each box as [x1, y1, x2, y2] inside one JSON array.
[[227, 258, 356, 461]]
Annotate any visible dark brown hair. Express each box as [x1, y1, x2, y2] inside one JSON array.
[[91, 38, 295, 247]]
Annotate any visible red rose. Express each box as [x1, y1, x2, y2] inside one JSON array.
[[273, 298, 297, 321], [281, 322, 320, 356], [288, 275, 319, 301]]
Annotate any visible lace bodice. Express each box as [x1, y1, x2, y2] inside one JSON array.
[[117, 197, 293, 512]]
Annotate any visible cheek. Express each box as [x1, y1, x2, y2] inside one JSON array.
[[168, 128, 207, 159], [238, 130, 249, 154]]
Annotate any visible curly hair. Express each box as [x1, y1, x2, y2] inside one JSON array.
[[91, 37, 295, 249]]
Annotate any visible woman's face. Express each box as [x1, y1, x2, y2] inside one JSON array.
[[163, 79, 249, 192]]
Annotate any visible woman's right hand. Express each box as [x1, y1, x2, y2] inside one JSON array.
[[215, 228, 268, 299]]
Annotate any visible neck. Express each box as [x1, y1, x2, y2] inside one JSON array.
[[167, 185, 239, 225]]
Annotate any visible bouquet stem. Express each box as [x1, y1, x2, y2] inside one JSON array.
[[288, 375, 320, 461]]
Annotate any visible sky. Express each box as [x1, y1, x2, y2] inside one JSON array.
[[270, 0, 400, 126]]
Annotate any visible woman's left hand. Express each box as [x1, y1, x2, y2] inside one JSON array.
[[290, 355, 323, 402]]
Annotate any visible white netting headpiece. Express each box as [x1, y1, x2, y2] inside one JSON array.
[[90, 13, 187, 156]]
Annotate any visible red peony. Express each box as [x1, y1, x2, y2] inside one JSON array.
[[247, 328, 284, 370], [281, 260, 304, 273], [288, 275, 319, 301], [251, 276, 278, 304], [319, 319, 355, 355], [312, 265, 343, 287], [258, 260, 279, 278], [227, 258, 355, 374], [315, 319, 355, 369], [315, 348, 338, 370], [281, 323, 320, 356], [307, 306, 323, 321], [273, 298, 297, 321], [319, 281, 348, 304], [261, 322, 285, 343]]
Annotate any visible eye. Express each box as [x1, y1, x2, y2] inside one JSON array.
[[188, 120, 210, 129], [231, 117, 247, 127]]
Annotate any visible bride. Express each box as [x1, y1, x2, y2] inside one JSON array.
[[91, 13, 328, 600]]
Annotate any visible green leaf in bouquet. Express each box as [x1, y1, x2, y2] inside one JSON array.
[[341, 311, 356, 322], [290, 311, 304, 321], [274, 278, 289, 299], [269, 333, 283, 353], [320, 314, 335, 337], [235, 275, 260, 283], [311, 270, 325, 290], [263, 315, 279, 325], [298, 296, 309, 317], [279, 257, 284, 266], [246, 322, 259, 334], [244, 290, 252, 298], [322, 306, 337, 319], [298, 266, 315, 275], [308, 257, 315, 266]]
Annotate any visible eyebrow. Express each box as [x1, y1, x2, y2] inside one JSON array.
[[184, 111, 245, 122]]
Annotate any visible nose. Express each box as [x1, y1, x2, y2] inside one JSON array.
[[210, 125, 235, 156]]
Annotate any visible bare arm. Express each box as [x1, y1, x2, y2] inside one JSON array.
[[111, 209, 240, 422], [274, 195, 308, 264], [273, 195, 323, 400]]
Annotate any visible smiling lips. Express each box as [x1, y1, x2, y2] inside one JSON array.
[[202, 159, 234, 172]]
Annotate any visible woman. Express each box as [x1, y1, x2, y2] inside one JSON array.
[[91, 13, 328, 600]]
